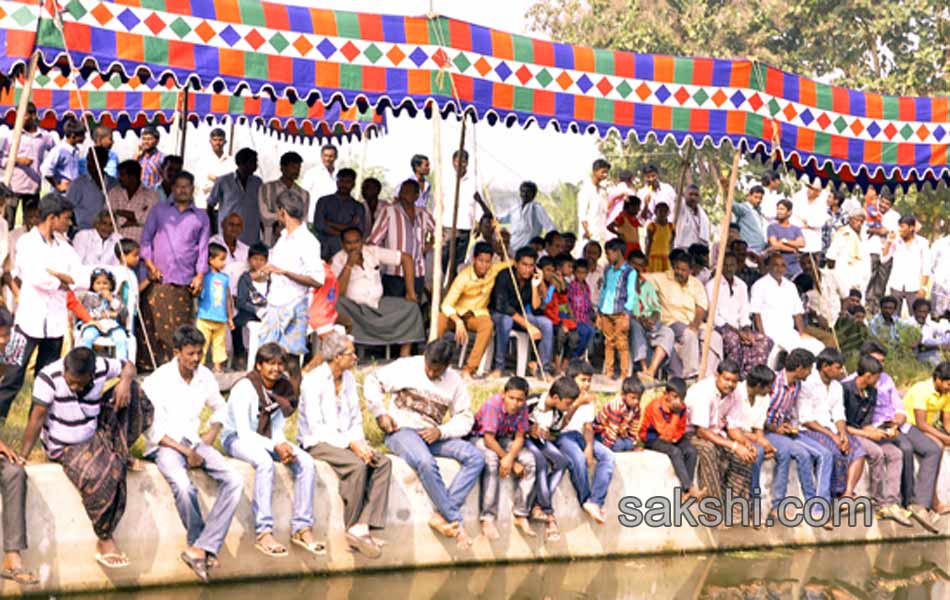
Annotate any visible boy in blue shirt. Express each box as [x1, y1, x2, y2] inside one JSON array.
[[197, 243, 234, 372]]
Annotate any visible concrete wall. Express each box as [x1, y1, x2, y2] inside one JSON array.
[[6, 447, 950, 596]]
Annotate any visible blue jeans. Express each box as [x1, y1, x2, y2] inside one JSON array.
[[572, 322, 595, 358], [79, 326, 129, 361], [385, 429, 484, 524], [765, 432, 833, 508], [525, 438, 569, 514], [491, 312, 554, 370], [223, 434, 315, 536], [154, 444, 243, 554], [596, 434, 636, 452], [555, 431, 615, 507]]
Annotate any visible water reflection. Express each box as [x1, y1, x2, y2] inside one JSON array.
[[67, 540, 950, 600]]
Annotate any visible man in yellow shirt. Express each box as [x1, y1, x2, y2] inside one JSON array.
[[904, 362, 950, 441], [438, 241, 511, 379]]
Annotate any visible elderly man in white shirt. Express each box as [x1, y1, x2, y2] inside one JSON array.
[[825, 207, 869, 298], [143, 324, 243, 582], [73, 210, 121, 266], [707, 253, 773, 380], [299, 330, 392, 558], [577, 158, 610, 244], [685, 361, 763, 515], [0, 194, 84, 421], [259, 191, 324, 357], [887, 214, 930, 314], [209, 211, 249, 298], [674, 184, 711, 250], [750, 253, 825, 364], [331, 226, 424, 358]]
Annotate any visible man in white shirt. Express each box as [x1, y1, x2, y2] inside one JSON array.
[[143, 325, 243, 582], [193, 128, 234, 209], [440, 149, 488, 280], [907, 298, 950, 367], [259, 151, 309, 246], [707, 253, 773, 379], [576, 158, 610, 244], [759, 172, 783, 221], [72, 210, 121, 266], [864, 189, 900, 313], [930, 234, 950, 320], [825, 207, 869, 298], [605, 168, 636, 225], [685, 360, 763, 517], [636, 164, 676, 222], [674, 184, 711, 250], [750, 253, 825, 360], [260, 192, 324, 357], [331, 227, 424, 357], [209, 211, 249, 298], [302, 144, 338, 225], [507, 180, 555, 252], [0, 194, 84, 421], [791, 180, 828, 257], [887, 215, 930, 314], [364, 340, 482, 549]]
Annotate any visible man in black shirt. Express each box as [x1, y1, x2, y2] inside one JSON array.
[[489, 247, 552, 378], [843, 355, 911, 526]]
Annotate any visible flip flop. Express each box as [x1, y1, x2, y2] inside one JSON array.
[[0, 567, 38, 585], [179, 552, 209, 583], [94, 552, 129, 570], [290, 531, 327, 556], [255, 533, 288, 558]]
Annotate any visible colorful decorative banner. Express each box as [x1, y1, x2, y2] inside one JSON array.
[[0, 69, 385, 138], [1, 1, 949, 185]]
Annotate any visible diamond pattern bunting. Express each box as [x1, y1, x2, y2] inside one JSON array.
[[270, 32, 289, 54], [340, 41, 360, 62], [169, 17, 191, 39], [116, 8, 139, 31], [387, 46, 406, 66], [317, 38, 338, 59], [90, 3, 112, 26], [219, 24, 241, 47], [596, 77, 613, 96], [294, 35, 314, 56], [495, 62, 513, 81], [515, 66, 533, 85], [195, 21, 216, 43], [144, 12, 166, 36]]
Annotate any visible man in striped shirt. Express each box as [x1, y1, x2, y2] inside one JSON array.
[[20, 347, 150, 570], [368, 179, 434, 300], [761, 348, 833, 516]]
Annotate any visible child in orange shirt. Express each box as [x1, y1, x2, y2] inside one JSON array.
[[638, 378, 702, 500], [607, 196, 642, 258]]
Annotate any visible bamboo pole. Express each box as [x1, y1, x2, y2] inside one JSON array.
[[671, 144, 694, 225], [442, 114, 468, 294], [699, 147, 742, 376], [2, 53, 40, 188], [178, 86, 190, 160], [428, 106, 445, 341], [228, 117, 236, 156]]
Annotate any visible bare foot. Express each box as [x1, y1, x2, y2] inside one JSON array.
[[488, 370, 503, 380], [428, 514, 459, 538], [583, 502, 606, 524], [513, 516, 536, 537], [481, 519, 500, 540], [456, 527, 473, 550], [530, 506, 548, 522]]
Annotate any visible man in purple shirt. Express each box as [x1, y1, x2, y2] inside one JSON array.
[[849, 340, 944, 526], [138, 171, 210, 367]]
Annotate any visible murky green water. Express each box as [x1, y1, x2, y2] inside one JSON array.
[[65, 540, 949, 599]]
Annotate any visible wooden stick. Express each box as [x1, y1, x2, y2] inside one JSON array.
[[442, 114, 468, 295], [2, 53, 40, 188], [428, 105, 445, 341], [178, 86, 189, 160], [671, 144, 694, 225], [228, 117, 236, 156], [699, 147, 742, 376]]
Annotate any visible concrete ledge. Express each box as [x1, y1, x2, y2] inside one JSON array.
[[7, 447, 950, 596]]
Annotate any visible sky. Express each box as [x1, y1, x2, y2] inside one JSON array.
[[259, 0, 600, 192]]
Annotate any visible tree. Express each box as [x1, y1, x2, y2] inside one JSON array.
[[527, 0, 950, 236]]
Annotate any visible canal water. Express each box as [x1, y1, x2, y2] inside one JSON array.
[[66, 540, 948, 599]]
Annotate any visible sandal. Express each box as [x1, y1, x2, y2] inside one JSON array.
[[94, 552, 130, 570], [545, 519, 561, 542], [179, 552, 208, 583], [290, 530, 326, 556], [205, 554, 219, 570], [0, 567, 38, 585], [255, 532, 288, 557]]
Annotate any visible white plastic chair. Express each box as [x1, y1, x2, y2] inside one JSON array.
[[457, 337, 493, 376], [509, 330, 530, 376]]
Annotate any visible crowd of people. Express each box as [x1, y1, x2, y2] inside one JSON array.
[[0, 106, 948, 584]]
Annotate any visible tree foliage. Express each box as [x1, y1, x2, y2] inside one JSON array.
[[526, 0, 950, 236]]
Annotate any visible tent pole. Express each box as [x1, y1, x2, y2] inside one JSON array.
[[2, 52, 40, 188], [671, 144, 694, 225], [178, 86, 189, 160], [228, 116, 236, 156], [443, 114, 468, 294], [699, 147, 742, 376], [428, 106, 445, 341]]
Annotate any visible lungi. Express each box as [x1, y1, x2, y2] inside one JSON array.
[[336, 297, 425, 347], [259, 297, 310, 355], [137, 283, 194, 368]]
